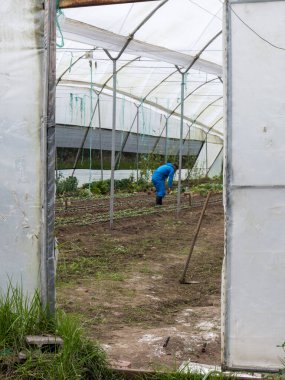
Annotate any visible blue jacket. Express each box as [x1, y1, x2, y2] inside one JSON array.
[[152, 163, 175, 188]]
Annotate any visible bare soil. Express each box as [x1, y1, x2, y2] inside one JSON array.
[[56, 193, 224, 371]]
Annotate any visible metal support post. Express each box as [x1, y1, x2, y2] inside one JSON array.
[[102, 0, 169, 228], [170, 31, 222, 217], [164, 116, 168, 163], [205, 133, 208, 177], [45, 0, 56, 315], [97, 95, 103, 181], [187, 124, 191, 185], [88, 59, 93, 188], [109, 59, 117, 229], [136, 106, 139, 182], [176, 72, 185, 217]]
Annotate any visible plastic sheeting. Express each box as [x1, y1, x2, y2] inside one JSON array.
[[62, 0, 223, 66], [0, 1, 45, 296], [191, 140, 223, 178], [60, 17, 222, 75], [56, 0, 224, 167], [56, 85, 221, 142], [223, 0, 285, 371], [55, 124, 203, 155], [207, 147, 223, 178]]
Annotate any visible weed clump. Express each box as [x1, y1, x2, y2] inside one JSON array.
[[56, 174, 78, 196], [82, 175, 151, 195], [190, 176, 223, 196]]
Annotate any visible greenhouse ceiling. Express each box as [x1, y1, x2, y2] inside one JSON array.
[[56, 0, 224, 140]]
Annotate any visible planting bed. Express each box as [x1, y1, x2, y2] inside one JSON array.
[[56, 192, 224, 371], [55, 192, 221, 225]]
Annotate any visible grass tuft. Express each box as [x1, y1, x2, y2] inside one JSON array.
[[0, 284, 122, 380], [0, 286, 53, 351]]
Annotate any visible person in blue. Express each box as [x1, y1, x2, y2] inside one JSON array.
[[152, 162, 178, 205]]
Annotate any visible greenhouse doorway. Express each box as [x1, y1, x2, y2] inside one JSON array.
[[55, 190, 224, 370], [54, 0, 224, 371]]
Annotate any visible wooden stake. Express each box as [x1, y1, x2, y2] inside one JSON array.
[[179, 191, 211, 284]]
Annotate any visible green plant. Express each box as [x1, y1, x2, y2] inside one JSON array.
[[82, 180, 109, 195], [96, 272, 126, 281], [77, 188, 93, 198], [191, 182, 223, 196], [0, 286, 53, 351], [0, 285, 121, 380], [139, 153, 162, 182], [82, 175, 150, 195], [148, 371, 225, 380], [94, 180, 110, 195], [56, 174, 78, 195], [211, 174, 223, 184]]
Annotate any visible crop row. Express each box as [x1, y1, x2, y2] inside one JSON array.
[[55, 197, 222, 227]]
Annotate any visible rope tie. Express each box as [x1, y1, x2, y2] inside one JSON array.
[[56, 0, 64, 48]]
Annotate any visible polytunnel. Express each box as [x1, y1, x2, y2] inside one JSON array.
[[2, 0, 285, 376], [57, 0, 285, 371], [55, 0, 224, 227], [56, 0, 224, 179], [0, 0, 224, 310]]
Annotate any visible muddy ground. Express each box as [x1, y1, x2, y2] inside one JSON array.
[[56, 193, 224, 371]]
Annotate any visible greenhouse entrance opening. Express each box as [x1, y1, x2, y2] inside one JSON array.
[[55, 0, 224, 370], [56, 192, 224, 370]]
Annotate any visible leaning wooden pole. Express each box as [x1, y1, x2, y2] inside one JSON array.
[[179, 191, 212, 284]]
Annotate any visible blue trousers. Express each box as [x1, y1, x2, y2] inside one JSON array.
[[152, 179, 166, 198]]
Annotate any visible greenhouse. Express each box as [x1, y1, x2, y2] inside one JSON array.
[[0, 0, 285, 377], [55, 0, 223, 181]]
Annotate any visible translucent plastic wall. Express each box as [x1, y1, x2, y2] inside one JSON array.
[[0, 1, 54, 304], [208, 147, 223, 178], [223, 0, 285, 371], [55, 125, 203, 156], [192, 141, 223, 178], [56, 85, 208, 141], [56, 0, 224, 178]]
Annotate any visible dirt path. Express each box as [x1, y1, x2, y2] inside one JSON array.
[[56, 194, 224, 370]]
